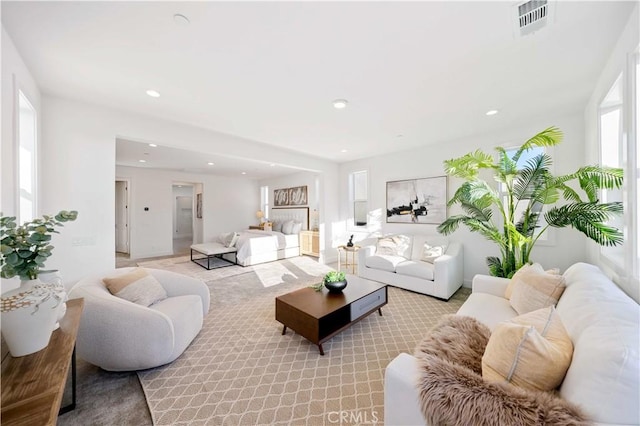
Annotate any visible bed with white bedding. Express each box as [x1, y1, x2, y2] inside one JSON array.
[[232, 207, 309, 266]]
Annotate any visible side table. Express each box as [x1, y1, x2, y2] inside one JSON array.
[[337, 245, 360, 274], [1, 298, 84, 426]]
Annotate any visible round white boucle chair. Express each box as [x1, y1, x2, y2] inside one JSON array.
[[69, 267, 210, 371]]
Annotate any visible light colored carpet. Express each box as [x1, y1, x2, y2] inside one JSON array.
[[136, 256, 470, 425]]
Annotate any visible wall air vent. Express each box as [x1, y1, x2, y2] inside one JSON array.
[[513, 0, 554, 37]]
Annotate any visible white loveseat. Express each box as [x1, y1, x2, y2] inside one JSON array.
[[384, 262, 640, 425], [357, 235, 463, 300]]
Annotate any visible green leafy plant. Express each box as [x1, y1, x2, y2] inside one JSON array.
[[1, 211, 78, 281], [311, 271, 347, 291], [437, 126, 623, 278]]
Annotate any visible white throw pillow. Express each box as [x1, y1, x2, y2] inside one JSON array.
[[422, 243, 447, 263], [227, 232, 240, 248], [272, 220, 283, 232], [291, 221, 302, 235], [103, 268, 167, 307], [376, 235, 411, 257], [282, 220, 295, 235], [218, 232, 233, 245]]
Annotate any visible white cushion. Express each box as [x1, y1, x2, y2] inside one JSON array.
[[290, 221, 302, 235], [365, 255, 406, 272], [456, 293, 518, 331], [227, 232, 240, 248], [376, 235, 411, 257], [281, 220, 295, 235], [556, 263, 640, 425], [102, 268, 167, 307], [410, 235, 449, 260], [272, 220, 283, 232], [421, 243, 447, 263], [395, 260, 434, 280]]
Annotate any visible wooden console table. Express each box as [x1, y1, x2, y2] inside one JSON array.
[[1, 298, 84, 425]]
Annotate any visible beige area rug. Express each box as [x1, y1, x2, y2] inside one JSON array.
[[136, 256, 469, 425]]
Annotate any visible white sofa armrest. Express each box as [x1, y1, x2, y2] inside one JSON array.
[[471, 274, 510, 297], [384, 353, 429, 426], [357, 245, 376, 275], [432, 242, 464, 299], [149, 268, 210, 315]]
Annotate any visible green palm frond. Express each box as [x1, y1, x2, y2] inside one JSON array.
[[544, 202, 623, 245], [486, 256, 505, 278], [437, 215, 469, 235], [444, 150, 495, 179], [513, 154, 551, 201], [495, 147, 518, 181], [512, 126, 563, 164]]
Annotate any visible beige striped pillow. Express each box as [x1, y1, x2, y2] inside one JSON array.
[[103, 268, 167, 307], [482, 306, 573, 392]]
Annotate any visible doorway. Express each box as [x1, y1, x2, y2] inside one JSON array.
[[115, 179, 130, 256], [172, 184, 194, 255]]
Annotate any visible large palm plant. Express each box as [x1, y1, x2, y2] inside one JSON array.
[[437, 126, 623, 278]]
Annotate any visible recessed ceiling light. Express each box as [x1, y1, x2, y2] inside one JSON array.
[[341, 149, 348, 153], [173, 14, 190, 26], [396, 134, 404, 138], [333, 99, 348, 109], [241, 172, 247, 175], [139, 159, 146, 163], [149, 143, 157, 147], [207, 162, 214, 166], [146, 90, 160, 98], [269, 163, 276, 167], [486, 109, 499, 116]]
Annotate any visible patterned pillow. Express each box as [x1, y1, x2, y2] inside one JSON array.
[[103, 268, 167, 307], [421, 243, 447, 263], [482, 306, 573, 392], [376, 235, 411, 257]]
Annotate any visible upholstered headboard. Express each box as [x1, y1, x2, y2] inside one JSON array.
[[270, 207, 309, 231]]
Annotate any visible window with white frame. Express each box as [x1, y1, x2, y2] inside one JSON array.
[[260, 185, 269, 219], [598, 73, 625, 268], [351, 170, 368, 227], [18, 90, 37, 224]]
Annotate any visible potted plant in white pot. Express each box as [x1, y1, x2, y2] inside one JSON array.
[[437, 126, 623, 278], [1, 210, 78, 356]]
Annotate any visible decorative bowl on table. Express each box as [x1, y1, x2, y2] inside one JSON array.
[[324, 279, 348, 293]]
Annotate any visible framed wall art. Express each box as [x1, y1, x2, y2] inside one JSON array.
[[274, 185, 308, 207], [386, 176, 447, 224]]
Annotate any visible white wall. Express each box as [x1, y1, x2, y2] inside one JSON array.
[[584, 4, 639, 302], [1, 27, 43, 292], [117, 166, 258, 259], [37, 96, 339, 288], [339, 112, 588, 286]]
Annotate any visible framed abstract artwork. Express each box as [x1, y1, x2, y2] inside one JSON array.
[[274, 186, 307, 207], [386, 176, 447, 224]]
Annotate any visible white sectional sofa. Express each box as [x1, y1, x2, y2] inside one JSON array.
[[357, 235, 463, 300], [384, 262, 640, 425]]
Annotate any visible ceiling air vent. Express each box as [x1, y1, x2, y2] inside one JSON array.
[[513, 0, 553, 37]]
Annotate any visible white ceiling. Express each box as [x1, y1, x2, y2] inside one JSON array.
[[2, 1, 635, 173]]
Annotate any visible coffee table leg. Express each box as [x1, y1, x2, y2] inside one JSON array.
[[378, 308, 383, 316], [318, 344, 325, 356], [282, 326, 287, 335]]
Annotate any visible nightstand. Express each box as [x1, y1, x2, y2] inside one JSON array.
[[249, 222, 272, 231], [299, 230, 320, 257]]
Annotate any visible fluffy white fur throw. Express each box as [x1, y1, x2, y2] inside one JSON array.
[[414, 315, 590, 426]]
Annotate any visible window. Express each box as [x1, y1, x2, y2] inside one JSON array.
[[598, 74, 625, 267], [597, 47, 640, 287], [260, 185, 269, 219], [350, 170, 368, 227], [18, 90, 37, 224]]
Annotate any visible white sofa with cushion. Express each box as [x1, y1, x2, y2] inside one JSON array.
[[357, 235, 463, 300], [69, 267, 210, 371], [384, 262, 640, 425]]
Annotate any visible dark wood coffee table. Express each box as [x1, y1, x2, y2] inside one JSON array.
[[275, 275, 387, 355]]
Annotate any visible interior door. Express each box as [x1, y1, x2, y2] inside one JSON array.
[[115, 180, 129, 253], [175, 196, 193, 237]]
